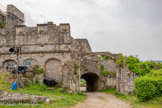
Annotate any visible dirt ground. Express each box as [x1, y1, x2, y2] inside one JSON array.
[[72, 92, 131, 108]]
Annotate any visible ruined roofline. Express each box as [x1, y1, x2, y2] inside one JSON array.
[[74, 38, 92, 52], [7, 5, 24, 15], [2, 22, 70, 28], [37, 22, 70, 26], [7, 12, 25, 22], [7, 4, 24, 21]]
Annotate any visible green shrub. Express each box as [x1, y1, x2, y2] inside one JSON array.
[[125, 56, 142, 75], [100, 70, 110, 77], [135, 77, 156, 101], [126, 56, 139, 64], [135, 69, 162, 101], [146, 69, 162, 77], [125, 56, 162, 76], [116, 54, 124, 68]]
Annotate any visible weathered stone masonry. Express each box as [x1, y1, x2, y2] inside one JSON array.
[[0, 5, 138, 94]]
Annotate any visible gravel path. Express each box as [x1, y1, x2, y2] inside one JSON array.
[[72, 92, 131, 108]]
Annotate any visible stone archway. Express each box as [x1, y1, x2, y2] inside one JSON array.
[[81, 73, 100, 92], [45, 58, 61, 83], [2, 60, 17, 69]]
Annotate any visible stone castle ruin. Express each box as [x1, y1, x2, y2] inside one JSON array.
[[0, 5, 138, 94]]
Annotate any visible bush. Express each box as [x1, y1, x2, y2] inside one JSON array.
[[135, 69, 162, 101], [126, 56, 139, 64], [125, 56, 162, 76], [126, 56, 142, 75], [146, 69, 162, 77]]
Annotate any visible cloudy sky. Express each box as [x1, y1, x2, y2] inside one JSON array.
[[1, 0, 162, 60]]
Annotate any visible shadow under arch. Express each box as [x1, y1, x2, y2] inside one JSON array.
[[81, 72, 100, 92]]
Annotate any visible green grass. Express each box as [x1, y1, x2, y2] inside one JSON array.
[[101, 89, 162, 108], [0, 73, 87, 108]]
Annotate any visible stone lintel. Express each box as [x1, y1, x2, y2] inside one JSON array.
[[0, 50, 71, 55], [15, 25, 26, 27]]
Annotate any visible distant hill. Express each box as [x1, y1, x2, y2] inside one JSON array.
[[154, 60, 162, 63]]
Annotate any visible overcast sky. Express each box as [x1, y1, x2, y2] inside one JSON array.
[[1, 0, 162, 61]]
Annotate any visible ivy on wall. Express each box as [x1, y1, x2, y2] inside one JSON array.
[[100, 64, 116, 77], [116, 53, 124, 68]]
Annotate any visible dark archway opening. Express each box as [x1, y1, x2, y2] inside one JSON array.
[[81, 73, 99, 92]]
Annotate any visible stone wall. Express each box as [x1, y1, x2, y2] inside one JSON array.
[[7, 5, 24, 21], [0, 4, 139, 95], [100, 75, 116, 90], [0, 52, 72, 84], [101, 59, 116, 72], [6, 13, 24, 28], [5, 5, 24, 28], [81, 59, 100, 76], [62, 61, 80, 93], [0, 23, 72, 46], [0, 19, 91, 85], [72, 39, 92, 52], [106, 75, 116, 88], [116, 66, 138, 94]]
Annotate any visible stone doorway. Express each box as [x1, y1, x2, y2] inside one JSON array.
[[45, 59, 61, 83], [81, 73, 99, 92]]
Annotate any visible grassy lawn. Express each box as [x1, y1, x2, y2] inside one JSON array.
[[0, 73, 87, 108], [101, 89, 162, 108]]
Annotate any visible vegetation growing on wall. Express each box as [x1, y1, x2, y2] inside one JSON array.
[[100, 70, 110, 77], [100, 64, 104, 71], [0, 21, 5, 28], [116, 53, 124, 68], [99, 55, 112, 60], [74, 61, 80, 69], [100, 64, 116, 77], [33, 65, 45, 74], [135, 69, 162, 101]]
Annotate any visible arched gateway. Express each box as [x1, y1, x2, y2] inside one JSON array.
[[77, 52, 118, 92], [81, 73, 99, 92]]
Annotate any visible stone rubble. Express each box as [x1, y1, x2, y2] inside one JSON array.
[[0, 91, 56, 104]]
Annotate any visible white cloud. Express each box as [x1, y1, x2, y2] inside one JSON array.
[[0, 0, 162, 60]]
